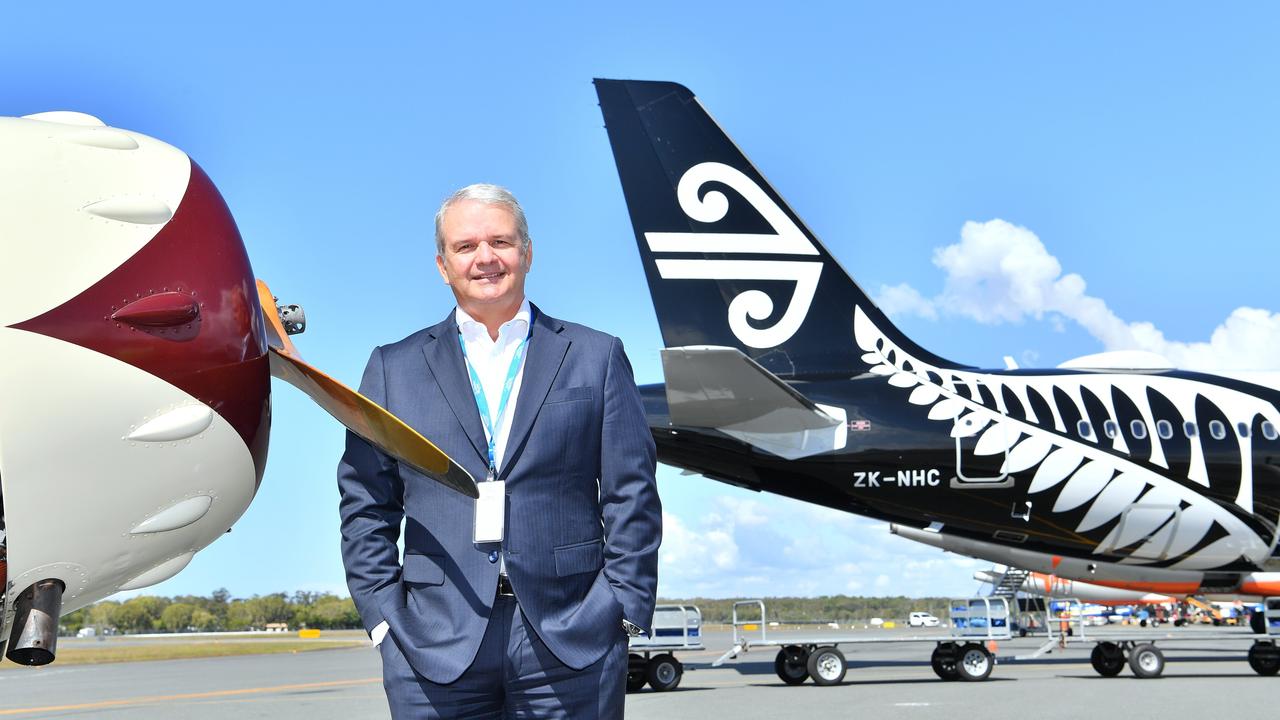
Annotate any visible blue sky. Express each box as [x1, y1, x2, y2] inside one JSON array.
[[4, 3, 1278, 600]]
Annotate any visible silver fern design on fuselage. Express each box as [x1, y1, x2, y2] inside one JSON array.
[[854, 306, 1275, 571]]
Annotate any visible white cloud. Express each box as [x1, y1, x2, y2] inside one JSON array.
[[933, 219, 1066, 324], [876, 282, 938, 321], [717, 495, 770, 527], [874, 218, 1280, 371], [659, 510, 739, 579], [655, 489, 983, 600]]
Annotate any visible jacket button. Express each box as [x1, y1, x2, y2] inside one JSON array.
[[488, 551, 498, 564]]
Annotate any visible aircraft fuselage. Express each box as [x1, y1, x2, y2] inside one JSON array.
[[642, 363, 1280, 576]]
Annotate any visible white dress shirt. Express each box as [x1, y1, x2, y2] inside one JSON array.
[[371, 299, 531, 647], [454, 299, 531, 474]]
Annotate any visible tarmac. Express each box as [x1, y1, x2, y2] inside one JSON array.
[[0, 625, 1276, 718]]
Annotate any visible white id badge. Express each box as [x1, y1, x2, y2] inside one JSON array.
[[473, 481, 505, 543]]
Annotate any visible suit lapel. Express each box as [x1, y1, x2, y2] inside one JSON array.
[[500, 305, 569, 479], [420, 314, 488, 464]]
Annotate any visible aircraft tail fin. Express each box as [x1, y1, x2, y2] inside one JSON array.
[[594, 79, 961, 378]]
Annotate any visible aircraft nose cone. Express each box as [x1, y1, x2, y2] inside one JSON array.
[[12, 161, 271, 485]]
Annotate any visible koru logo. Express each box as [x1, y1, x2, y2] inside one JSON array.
[[644, 162, 822, 349]]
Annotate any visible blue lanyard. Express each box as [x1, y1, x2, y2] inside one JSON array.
[[459, 313, 533, 478]]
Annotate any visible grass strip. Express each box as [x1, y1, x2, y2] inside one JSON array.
[[3, 640, 365, 668]]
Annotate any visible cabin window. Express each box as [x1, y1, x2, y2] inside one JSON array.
[[1130, 420, 1147, 439], [1156, 420, 1174, 440], [1238, 422, 1251, 438], [1184, 421, 1198, 438], [1264, 422, 1278, 441], [1103, 420, 1120, 439], [1209, 420, 1227, 440], [1076, 420, 1093, 438]]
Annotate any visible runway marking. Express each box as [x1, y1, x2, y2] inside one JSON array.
[[0, 677, 381, 716]]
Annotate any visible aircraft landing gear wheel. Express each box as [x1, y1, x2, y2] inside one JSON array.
[[806, 646, 847, 686], [774, 646, 810, 685], [1248, 641, 1280, 676], [955, 642, 994, 682], [931, 643, 959, 681], [1128, 643, 1164, 678], [1090, 642, 1125, 677], [646, 653, 682, 691], [626, 654, 648, 692]]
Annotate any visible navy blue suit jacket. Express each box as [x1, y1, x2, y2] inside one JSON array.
[[337, 305, 661, 684]]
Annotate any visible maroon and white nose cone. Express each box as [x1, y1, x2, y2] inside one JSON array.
[[0, 113, 271, 611], [12, 161, 271, 483]]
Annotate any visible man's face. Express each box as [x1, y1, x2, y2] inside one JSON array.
[[436, 199, 531, 312]]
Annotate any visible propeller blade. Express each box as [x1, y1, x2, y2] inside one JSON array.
[[256, 280, 477, 498]]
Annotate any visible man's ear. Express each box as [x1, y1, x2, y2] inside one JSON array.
[[521, 242, 533, 273], [436, 254, 452, 285]]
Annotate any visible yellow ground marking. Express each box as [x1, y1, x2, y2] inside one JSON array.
[[0, 677, 381, 716]]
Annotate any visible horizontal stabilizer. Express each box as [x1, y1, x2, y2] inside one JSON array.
[[661, 346, 846, 459]]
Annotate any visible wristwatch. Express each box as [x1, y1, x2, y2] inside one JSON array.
[[622, 619, 645, 637]]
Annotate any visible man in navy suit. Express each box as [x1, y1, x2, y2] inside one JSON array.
[[337, 183, 661, 718]]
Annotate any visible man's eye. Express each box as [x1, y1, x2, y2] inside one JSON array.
[[492, 240, 510, 247], [456, 244, 474, 252]]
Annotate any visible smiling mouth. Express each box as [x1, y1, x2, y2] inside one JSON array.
[[473, 271, 506, 282]]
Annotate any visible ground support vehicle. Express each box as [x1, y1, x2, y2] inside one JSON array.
[[1007, 597, 1277, 678], [627, 604, 703, 692], [713, 597, 1011, 686], [1244, 597, 1280, 675]]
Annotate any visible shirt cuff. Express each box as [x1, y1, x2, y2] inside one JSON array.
[[371, 621, 390, 647]]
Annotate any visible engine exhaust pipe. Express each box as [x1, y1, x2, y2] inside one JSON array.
[[6, 579, 64, 666]]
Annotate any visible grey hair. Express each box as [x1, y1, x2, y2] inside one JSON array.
[[434, 183, 532, 256]]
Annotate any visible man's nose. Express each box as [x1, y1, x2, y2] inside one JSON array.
[[476, 241, 498, 263]]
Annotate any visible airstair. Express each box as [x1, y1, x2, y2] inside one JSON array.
[[990, 567, 1029, 599]]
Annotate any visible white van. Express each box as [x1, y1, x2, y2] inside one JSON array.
[[909, 611, 940, 628]]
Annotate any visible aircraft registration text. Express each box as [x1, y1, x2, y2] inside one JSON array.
[[853, 469, 941, 488]]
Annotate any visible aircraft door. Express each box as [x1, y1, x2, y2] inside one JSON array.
[[950, 409, 1014, 489]]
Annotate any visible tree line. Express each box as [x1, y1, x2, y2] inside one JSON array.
[[61, 589, 361, 635], [61, 592, 955, 635], [660, 595, 956, 625]]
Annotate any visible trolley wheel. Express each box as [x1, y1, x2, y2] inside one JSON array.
[[805, 646, 848, 686], [1089, 642, 1125, 677], [931, 643, 959, 681], [1248, 641, 1280, 676], [1128, 643, 1165, 678], [774, 646, 810, 685], [626, 652, 648, 692], [955, 642, 993, 682], [646, 653, 683, 692]]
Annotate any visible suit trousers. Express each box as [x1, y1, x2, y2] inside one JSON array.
[[379, 595, 628, 719]]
